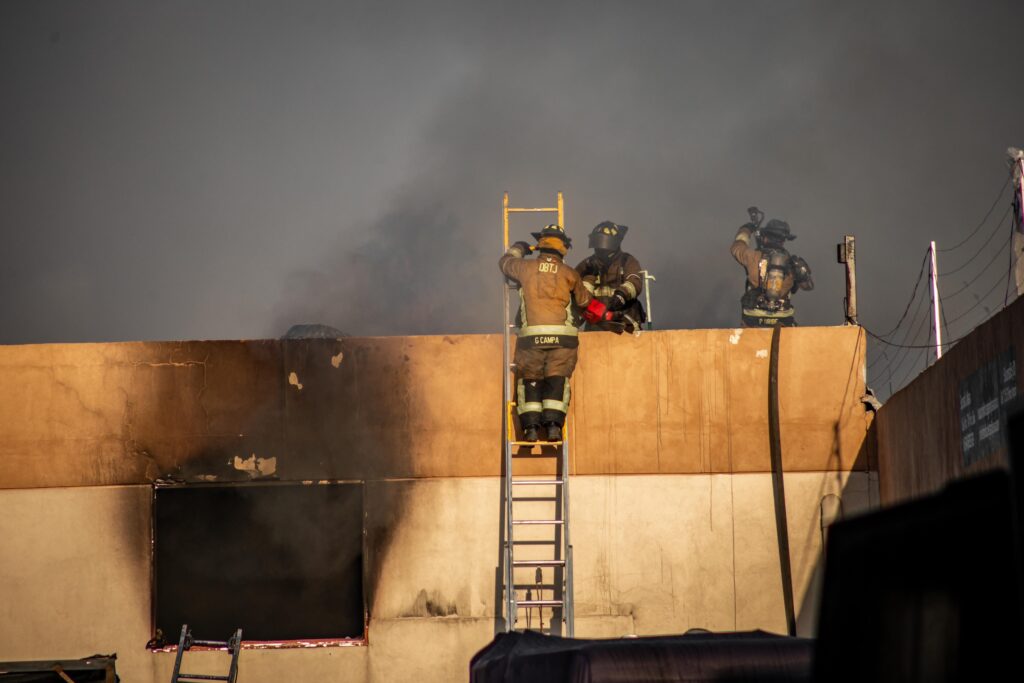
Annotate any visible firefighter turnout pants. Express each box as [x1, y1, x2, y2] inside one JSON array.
[[514, 345, 578, 429]]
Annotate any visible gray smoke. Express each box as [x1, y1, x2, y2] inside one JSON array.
[[2, 1, 1023, 347]]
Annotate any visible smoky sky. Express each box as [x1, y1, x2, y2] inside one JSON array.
[[3, 2, 1023, 374]]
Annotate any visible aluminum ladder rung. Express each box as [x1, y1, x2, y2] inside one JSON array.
[[512, 479, 563, 486], [512, 496, 557, 502], [510, 445, 562, 451], [513, 559, 565, 567], [177, 676, 230, 681], [517, 599, 564, 607], [513, 519, 563, 525], [191, 640, 230, 648]]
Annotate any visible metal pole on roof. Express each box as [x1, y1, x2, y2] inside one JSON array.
[[929, 241, 943, 360]]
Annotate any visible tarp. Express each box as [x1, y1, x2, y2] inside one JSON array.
[[470, 630, 812, 683]]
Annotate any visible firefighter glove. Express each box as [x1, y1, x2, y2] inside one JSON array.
[[607, 291, 628, 311], [583, 298, 615, 324], [510, 241, 533, 257]]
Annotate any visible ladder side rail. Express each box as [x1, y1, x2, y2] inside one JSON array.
[[170, 624, 189, 683], [227, 629, 242, 683], [563, 413, 575, 637], [501, 191, 566, 634], [502, 193, 515, 631]]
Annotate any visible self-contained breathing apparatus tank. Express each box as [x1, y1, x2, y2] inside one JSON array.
[[739, 208, 813, 323], [761, 249, 792, 305]]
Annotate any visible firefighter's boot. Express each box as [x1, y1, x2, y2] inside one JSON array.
[[544, 422, 563, 443], [517, 378, 543, 442], [541, 376, 569, 443]]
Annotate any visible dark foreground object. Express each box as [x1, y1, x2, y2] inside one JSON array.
[[0, 656, 117, 682], [814, 469, 1024, 682], [470, 630, 812, 683]]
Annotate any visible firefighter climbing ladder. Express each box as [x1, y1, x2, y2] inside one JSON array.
[[501, 191, 575, 636]]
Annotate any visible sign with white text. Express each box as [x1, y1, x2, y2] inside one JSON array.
[[959, 348, 1018, 466]]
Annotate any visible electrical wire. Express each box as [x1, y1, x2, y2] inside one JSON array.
[[890, 321, 934, 390], [867, 284, 927, 370], [1007, 216, 1021, 306], [939, 230, 1013, 300], [871, 303, 931, 384], [870, 292, 931, 387], [869, 174, 1016, 395], [937, 205, 1013, 277], [865, 323, 979, 350], [942, 228, 1021, 329], [870, 284, 930, 374], [944, 272, 1008, 327], [937, 172, 1013, 253], [871, 248, 930, 339], [889, 347, 928, 391]]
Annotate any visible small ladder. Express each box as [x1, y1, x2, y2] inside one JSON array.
[[170, 624, 242, 683], [501, 191, 575, 636]]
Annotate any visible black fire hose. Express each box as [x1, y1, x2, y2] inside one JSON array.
[[768, 325, 797, 636]]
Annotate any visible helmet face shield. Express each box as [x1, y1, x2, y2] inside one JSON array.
[[588, 221, 627, 251]]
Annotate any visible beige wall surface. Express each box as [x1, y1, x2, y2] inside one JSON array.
[[0, 326, 871, 489], [876, 296, 1024, 506], [0, 474, 876, 683]]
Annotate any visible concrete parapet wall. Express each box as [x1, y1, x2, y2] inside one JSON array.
[[0, 326, 870, 489]]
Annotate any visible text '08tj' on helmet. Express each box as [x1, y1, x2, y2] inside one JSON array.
[[588, 221, 628, 251]]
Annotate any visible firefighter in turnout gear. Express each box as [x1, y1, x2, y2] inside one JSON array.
[[730, 214, 814, 327], [575, 221, 646, 333], [500, 224, 616, 442]]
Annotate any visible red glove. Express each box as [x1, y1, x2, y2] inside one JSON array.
[[583, 298, 615, 324]]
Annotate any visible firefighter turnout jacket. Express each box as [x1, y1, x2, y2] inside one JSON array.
[[575, 251, 644, 303], [575, 250, 646, 330], [500, 244, 593, 348], [731, 225, 799, 326]]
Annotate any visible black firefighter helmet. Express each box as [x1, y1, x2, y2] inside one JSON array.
[[530, 223, 572, 256], [588, 221, 629, 251], [530, 223, 572, 247], [760, 219, 796, 245]]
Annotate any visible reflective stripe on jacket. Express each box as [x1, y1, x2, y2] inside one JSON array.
[[575, 251, 644, 301], [500, 247, 592, 348]]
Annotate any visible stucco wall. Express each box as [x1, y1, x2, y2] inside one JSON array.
[[0, 472, 876, 683], [0, 326, 871, 489], [0, 326, 875, 681], [876, 296, 1024, 505]]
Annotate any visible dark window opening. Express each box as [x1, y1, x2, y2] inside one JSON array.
[[153, 482, 364, 644]]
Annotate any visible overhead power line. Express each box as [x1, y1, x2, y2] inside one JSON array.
[[938, 205, 1013, 277], [940, 230, 1013, 299], [871, 248, 930, 339], [937, 172, 1013, 253]]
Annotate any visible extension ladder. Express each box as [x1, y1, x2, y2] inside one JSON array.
[[170, 624, 242, 683], [501, 191, 575, 636]]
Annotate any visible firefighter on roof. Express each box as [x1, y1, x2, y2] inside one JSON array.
[[730, 209, 814, 327], [500, 224, 617, 442], [575, 221, 646, 333]]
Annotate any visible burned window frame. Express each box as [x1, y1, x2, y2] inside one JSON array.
[[149, 480, 367, 650]]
